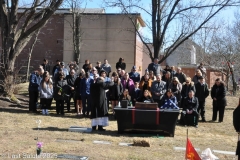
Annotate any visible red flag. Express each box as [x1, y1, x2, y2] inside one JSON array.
[[185, 138, 201, 160]]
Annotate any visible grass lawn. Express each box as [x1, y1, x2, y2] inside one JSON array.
[[0, 82, 239, 160]]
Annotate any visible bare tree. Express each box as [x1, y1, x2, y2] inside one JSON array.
[[104, 0, 240, 63], [204, 25, 240, 95], [0, 0, 63, 95], [64, 0, 85, 64]]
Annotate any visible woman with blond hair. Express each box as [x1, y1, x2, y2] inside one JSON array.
[[137, 89, 154, 103], [169, 77, 182, 105], [180, 77, 196, 108], [39, 72, 53, 115], [139, 74, 152, 96]]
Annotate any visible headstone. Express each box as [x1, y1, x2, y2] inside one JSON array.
[[57, 154, 88, 160], [93, 140, 111, 145], [212, 150, 235, 155], [55, 139, 84, 143], [68, 126, 92, 133], [119, 142, 133, 146], [174, 147, 200, 152]]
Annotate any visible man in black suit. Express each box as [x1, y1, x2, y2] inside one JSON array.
[[41, 59, 50, 73]]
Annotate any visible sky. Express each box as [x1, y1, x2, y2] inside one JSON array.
[[83, 0, 239, 41]]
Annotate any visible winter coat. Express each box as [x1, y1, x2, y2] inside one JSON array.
[[192, 75, 202, 84], [39, 83, 53, 99], [175, 72, 187, 84], [151, 81, 166, 100], [147, 63, 162, 76], [183, 96, 199, 112], [54, 79, 71, 100], [195, 82, 209, 101], [162, 76, 172, 90], [90, 80, 114, 118], [233, 106, 240, 132], [82, 64, 90, 73], [139, 79, 153, 92], [109, 82, 123, 100], [74, 77, 83, 97], [41, 63, 50, 73], [116, 62, 126, 70], [129, 71, 140, 83], [121, 78, 135, 96], [211, 84, 227, 106], [181, 82, 196, 99], [169, 82, 182, 102]]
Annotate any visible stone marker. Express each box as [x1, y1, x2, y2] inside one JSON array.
[[174, 147, 201, 152], [119, 142, 133, 146], [55, 139, 84, 143], [213, 150, 235, 155], [93, 140, 111, 145], [68, 126, 92, 133], [57, 154, 88, 159]]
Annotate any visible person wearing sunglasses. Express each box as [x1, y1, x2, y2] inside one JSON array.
[[181, 77, 196, 108]]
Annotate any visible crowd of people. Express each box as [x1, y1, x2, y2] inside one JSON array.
[[28, 58, 227, 130]]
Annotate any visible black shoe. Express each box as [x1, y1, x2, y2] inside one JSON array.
[[92, 126, 96, 130], [202, 118, 206, 122], [98, 126, 106, 131]]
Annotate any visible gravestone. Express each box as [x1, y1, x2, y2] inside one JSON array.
[[57, 154, 88, 160], [119, 142, 133, 146], [68, 126, 92, 133], [93, 140, 111, 145]]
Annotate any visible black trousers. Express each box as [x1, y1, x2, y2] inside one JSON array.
[[212, 101, 225, 122], [66, 92, 75, 111], [29, 91, 39, 112], [153, 99, 161, 108], [56, 100, 64, 115], [181, 111, 199, 126], [197, 101, 206, 119], [40, 98, 53, 109]]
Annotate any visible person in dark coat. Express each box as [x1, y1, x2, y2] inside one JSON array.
[[195, 76, 209, 122], [54, 72, 71, 115], [95, 61, 102, 74], [181, 77, 196, 108], [147, 58, 162, 76], [66, 69, 77, 112], [109, 72, 123, 114], [181, 90, 199, 127], [28, 67, 44, 112], [116, 57, 126, 70], [132, 82, 141, 106], [233, 98, 240, 132], [52, 60, 60, 76], [82, 60, 90, 73], [175, 67, 187, 84], [129, 66, 140, 83], [74, 72, 84, 115], [192, 69, 203, 85], [211, 78, 227, 122], [41, 59, 51, 73], [162, 71, 172, 90], [90, 77, 114, 131], [160, 89, 178, 109], [137, 89, 154, 103]]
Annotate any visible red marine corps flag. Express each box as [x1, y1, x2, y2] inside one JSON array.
[[185, 138, 201, 160]]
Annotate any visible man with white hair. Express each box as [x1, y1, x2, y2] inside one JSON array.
[[151, 74, 166, 107], [175, 67, 186, 84]]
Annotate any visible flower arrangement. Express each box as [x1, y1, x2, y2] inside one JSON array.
[[36, 142, 43, 155]]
